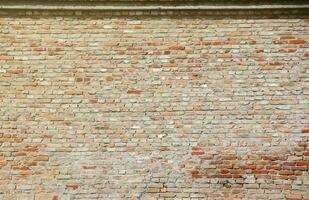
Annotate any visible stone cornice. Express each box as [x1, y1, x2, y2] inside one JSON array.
[[0, 0, 308, 11]]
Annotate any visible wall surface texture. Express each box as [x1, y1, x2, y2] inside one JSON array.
[[0, 8, 308, 200]]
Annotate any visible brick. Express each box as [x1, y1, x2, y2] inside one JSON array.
[[127, 90, 143, 94], [279, 171, 294, 175], [105, 76, 114, 81], [35, 194, 52, 200], [65, 184, 79, 190], [0, 7, 308, 200], [82, 165, 97, 170], [45, 115, 64, 121], [35, 156, 49, 161], [6, 69, 23, 74], [89, 99, 98, 104], [14, 152, 27, 156], [24, 146, 39, 152], [240, 165, 256, 170], [260, 65, 283, 70], [52, 196, 59, 200], [147, 188, 160, 193], [252, 170, 269, 174], [280, 36, 295, 40], [65, 90, 83, 95], [169, 45, 185, 50], [296, 161, 309, 166], [191, 170, 202, 178], [285, 194, 303, 200], [76, 77, 83, 82], [289, 40, 306, 44], [279, 175, 297, 180], [191, 151, 204, 155], [222, 156, 238, 160], [163, 63, 177, 67], [12, 166, 30, 170]]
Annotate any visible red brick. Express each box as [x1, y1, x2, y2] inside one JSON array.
[[289, 40, 305, 44], [169, 45, 185, 50], [12, 166, 30, 170], [35, 156, 49, 161], [191, 170, 202, 178], [217, 165, 233, 169], [290, 166, 307, 171], [19, 170, 34, 175], [6, 69, 23, 74], [269, 62, 283, 66], [82, 165, 97, 170], [64, 121, 72, 126], [255, 58, 265, 62], [24, 146, 38, 152], [89, 99, 98, 104], [229, 169, 244, 174], [192, 147, 203, 151], [66, 184, 79, 190], [296, 161, 309, 166], [260, 65, 282, 70], [105, 76, 114, 81], [217, 174, 233, 178], [76, 77, 83, 82], [249, 40, 256, 45], [127, 90, 143, 94], [163, 63, 177, 67], [294, 171, 303, 176], [283, 162, 296, 166], [14, 152, 27, 156], [240, 165, 256, 170], [280, 184, 292, 190], [252, 170, 268, 174], [220, 169, 230, 174], [33, 47, 45, 51], [262, 156, 285, 161], [285, 194, 302, 200], [191, 151, 204, 155], [52, 196, 59, 200], [222, 156, 238, 160], [211, 41, 225, 45], [280, 36, 295, 40], [266, 166, 281, 170]]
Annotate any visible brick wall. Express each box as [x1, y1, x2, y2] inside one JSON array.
[[0, 10, 308, 200]]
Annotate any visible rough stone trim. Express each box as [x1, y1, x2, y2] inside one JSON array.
[[0, 0, 308, 11]]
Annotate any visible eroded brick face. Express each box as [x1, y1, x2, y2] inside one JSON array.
[[0, 11, 308, 200]]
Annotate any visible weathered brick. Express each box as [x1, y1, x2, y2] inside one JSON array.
[[127, 89, 143, 94], [0, 4, 308, 200], [35, 156, 49, 161], [285, 194, 303, 200], [289, 40, 306, 44], [65, 184, 79, 190]]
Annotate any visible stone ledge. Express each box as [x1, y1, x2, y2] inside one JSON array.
[[0, 0, 308, 11]]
